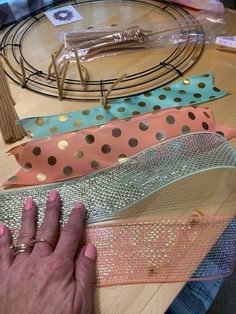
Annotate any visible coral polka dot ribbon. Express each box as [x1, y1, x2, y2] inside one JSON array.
[[5, 107, 236, 188], [18, 73, 227, 139]]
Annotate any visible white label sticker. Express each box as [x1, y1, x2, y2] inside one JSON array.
[[44, 5, 83, 26]]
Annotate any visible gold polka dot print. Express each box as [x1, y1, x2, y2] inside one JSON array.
[[23, 162, 32, 172], [36, 172, 47, 182], [50, 126, 58, 133], [35, 118, 44, 126], [73, 120, 81, 127], [58, 140, 69, 150], [59, 114, 68, 122], [74, 150, 84, 159]]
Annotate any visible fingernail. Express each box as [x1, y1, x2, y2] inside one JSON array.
[[48, 190, 58, 202], [74, 202, 86, 219], [25, 197, 33, 211], [0, 223, 5, 236], [84, 243, 96, 261], [74, 201, 84, 210]]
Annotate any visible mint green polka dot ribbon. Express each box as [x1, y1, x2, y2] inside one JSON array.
[[18, 73, 227, 139]]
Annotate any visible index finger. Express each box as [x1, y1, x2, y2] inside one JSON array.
[[53, 202, 85, 260]]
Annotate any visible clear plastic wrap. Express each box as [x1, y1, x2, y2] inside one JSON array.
[[57, 14, 226, 62], [165, 0, 225, 14]]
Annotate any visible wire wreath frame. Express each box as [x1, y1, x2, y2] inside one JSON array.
[[0, 0, 205, 101]]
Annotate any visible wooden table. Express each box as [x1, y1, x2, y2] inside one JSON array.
[[0, 5, 236, 314]]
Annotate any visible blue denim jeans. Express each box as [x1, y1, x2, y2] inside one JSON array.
[[166, 279, 224, 314]]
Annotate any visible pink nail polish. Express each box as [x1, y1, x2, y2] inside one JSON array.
[[84, 243, 96, 261], [25, 197, 33, 211], [0, 223, 5, 236], [74, 201, 84, 209], [48, 190, 58, 202]]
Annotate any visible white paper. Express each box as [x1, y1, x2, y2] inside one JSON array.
[[215, 36, 236, 49], [44, 5, 83, 26]]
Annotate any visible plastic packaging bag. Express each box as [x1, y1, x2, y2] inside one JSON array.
[[58, 14, 226, 62]]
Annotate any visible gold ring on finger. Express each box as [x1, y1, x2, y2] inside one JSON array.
[[33, 238, 54, 250], [12, 242, 35, 256]]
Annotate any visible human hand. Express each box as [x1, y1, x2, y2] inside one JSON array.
[[0, 190, 96, 314]]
